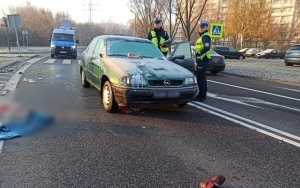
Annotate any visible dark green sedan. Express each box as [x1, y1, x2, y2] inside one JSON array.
[[79, 35, 199, 113]]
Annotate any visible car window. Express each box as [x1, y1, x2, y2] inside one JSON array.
[[172, 42, 192, 59], [93, 38, 104, 55], [216, 46, 228, 51], [106, 39, 164, 59], [290, 46, 300, 50], [52, 33, 75, 41], [228, 47, 237, 52], [87, 37, 99, 54]]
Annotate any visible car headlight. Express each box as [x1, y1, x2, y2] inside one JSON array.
[[51, 44, 55, 48], [71, 46, 76, 49], [184, 77, 197, 85], [119, 75, 147, 87]]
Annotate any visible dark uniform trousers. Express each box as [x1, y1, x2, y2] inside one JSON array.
[[196, 57, 208, 99]]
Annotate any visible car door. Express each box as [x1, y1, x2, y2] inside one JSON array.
[[277, 49, 284, 58], [89, 38, 105, 89], [169, 42, 195, 73], [85, 37, 99, 83], [221, 47, 230, 58]]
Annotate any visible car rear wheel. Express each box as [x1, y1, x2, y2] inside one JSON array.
[[175, 103, 186, 108], [210, 70, 219, 75], [238, 55, 243, 60], [81, 69, 90, 88], [285, 63, 293, 66], [102, 81, 118, 113]]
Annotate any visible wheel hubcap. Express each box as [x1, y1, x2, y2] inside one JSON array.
[[81, 71, 85, 84], [103, 85, 110, 107]]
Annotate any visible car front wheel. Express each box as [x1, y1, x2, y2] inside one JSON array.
[[238, 55, 244, 60], [81, 69, 90, 88], [102, 81, 118, 113], [210, 70, 219, 75]]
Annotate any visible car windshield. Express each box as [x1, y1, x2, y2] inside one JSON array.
[[262, 49, 273, 53], [52, 33, 74, 41], [290, 46, 300, 50], [107, 39, 165, 59]]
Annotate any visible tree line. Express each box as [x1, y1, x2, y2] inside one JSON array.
[[1, 1, 299, 49], [0, 2, 132, 47]]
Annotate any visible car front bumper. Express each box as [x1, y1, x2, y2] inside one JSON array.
[[284, 57, 300, 64], [112, 85, 199, 106], [51, 47, 77, 57], [207, 61, 226, 71]]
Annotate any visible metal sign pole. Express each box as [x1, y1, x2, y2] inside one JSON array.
[[12, 15, 21, 56]]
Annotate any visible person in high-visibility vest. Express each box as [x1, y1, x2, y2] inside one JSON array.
[[194, 20, 212, 102], [147, 17, 169, 56]]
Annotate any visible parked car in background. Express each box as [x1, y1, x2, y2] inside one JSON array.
[[239, 48, 249, 56], [284, 44, 300, 66], [212, 45, 245, 60], [79, 35, 199, 112], [255, 49, 285, 59], [245, 48, 263, 57], [191, 46, 226, 75]]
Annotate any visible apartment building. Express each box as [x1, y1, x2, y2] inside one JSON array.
[[175, 0, 299, 42]]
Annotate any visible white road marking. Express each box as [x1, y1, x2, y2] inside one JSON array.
[[189, 102, 300, 148], [0, 56, 47, 154], [0, 141, 3, 154], [208, 80, 300, 101], [4, 57, 45, 92], [62, 60, 71, 64], [0, 76, 10, 79], [208, 93, 300, 112], [44, 59, 56, 64], [277, 87, 300, 93]]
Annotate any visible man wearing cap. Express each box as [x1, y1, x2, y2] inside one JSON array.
[[194, 20, 212, 102], [147, 17, 170, 56]]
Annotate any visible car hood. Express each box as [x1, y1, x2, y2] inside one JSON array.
[[105, 57, 194, 79]]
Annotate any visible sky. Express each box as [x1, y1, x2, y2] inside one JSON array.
[[0, 0, 133, 25]]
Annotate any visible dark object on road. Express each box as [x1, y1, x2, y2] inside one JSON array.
[[0, 110, 53, 140], [284, 44, 300, 66], [79, 35, 199, 113], [199, 174, 226, 188]]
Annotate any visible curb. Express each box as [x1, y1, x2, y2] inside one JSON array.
[[0, 55, 40, 69]]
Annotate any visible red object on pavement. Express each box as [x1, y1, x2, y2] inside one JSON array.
[[199, 174, 226, 188]]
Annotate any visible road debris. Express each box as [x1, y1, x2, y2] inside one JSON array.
[[199, 174, 226, 188]]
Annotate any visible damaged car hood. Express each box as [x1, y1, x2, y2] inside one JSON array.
[[105, 57, 194, 80]]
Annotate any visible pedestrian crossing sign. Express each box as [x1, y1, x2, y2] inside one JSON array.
[[209, 23, 223, 38]]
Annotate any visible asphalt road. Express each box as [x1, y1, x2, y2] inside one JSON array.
[[0, 52, 299, 188]]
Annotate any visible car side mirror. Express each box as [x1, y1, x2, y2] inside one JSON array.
[[170, 55, 185, 61]]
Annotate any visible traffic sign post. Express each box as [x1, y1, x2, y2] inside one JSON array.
[[8, 14, 22, 56], [2, 17, 11, 53], [209, 23, 224, 38]]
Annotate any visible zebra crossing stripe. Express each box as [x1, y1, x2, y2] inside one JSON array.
[[62, 60, 72, 64], [44, 59, 56, 64]]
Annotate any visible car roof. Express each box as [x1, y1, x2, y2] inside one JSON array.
[[99, 35, 151, 43]]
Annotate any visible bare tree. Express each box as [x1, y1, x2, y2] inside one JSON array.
[[175, 0, 208, 42]]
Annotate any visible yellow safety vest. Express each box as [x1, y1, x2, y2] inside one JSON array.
[[151, 31, 168, 53], [195, 32, 211, 60]]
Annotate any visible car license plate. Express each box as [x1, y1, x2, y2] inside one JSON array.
[[154, 91, 180, 98], [60, 51, 67, 54]]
